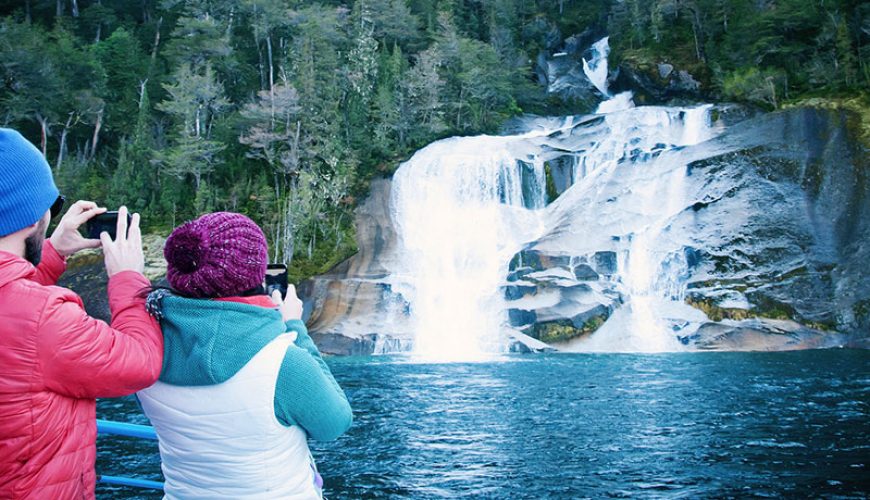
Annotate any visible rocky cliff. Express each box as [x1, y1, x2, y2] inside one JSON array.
[[304, 106, 869, 354]]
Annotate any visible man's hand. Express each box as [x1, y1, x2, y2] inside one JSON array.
[[271, 284, 304, 322], [49, 201, 106, 257], [101, 206, 145, 277]]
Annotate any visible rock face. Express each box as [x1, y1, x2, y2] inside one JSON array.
[[511, 106, 869, 351], [534, 29, 608, 110], [298, 178, 413, 355]]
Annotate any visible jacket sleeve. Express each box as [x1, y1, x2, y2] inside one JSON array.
[[273, 319, 353, 441], [30, 241, 66, 286], [37, 270, 164, 398]]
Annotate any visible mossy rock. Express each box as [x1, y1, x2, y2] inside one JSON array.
[[685, 293, 836, 331], [530, 314, 607, 344]]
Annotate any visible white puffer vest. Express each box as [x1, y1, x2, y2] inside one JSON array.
[[138, 335, 321, 499]]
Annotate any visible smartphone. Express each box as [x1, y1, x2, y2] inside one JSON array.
[[265, 264, 289, 299], [86, 211, 133, 240]]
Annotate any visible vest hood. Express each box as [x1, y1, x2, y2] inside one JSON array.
[[155, 294, 286, 386]]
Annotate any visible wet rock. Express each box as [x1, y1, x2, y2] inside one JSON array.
[[592, 251, 617, 275], [506, 328, 557, 353], [508, 308, 537, 327], [504, 284, 537, 300], [546, 155, 576, 198], [309, 332, 378, 357], [691, 319, 849, 351], [573, 264, 599, 281], [609, 63, 706, 104]]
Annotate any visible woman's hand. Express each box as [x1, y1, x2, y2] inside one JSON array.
[[271, 284, 304, 322], [48, 200, 106, 257], [101, 206, 145, 277]]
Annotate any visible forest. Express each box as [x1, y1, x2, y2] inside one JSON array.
[[0, 0, 867, 280]]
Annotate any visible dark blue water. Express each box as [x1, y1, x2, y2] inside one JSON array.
[[96, 350, 869, 498]]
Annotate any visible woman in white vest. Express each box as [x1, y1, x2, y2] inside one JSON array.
[[138, 212, 353, 499]]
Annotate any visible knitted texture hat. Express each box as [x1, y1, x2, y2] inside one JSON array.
[[0, 129, 59, 237], [165, 212, 269, 298]]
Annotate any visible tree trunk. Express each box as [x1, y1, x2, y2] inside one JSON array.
[[255, 30, 266, 90], [138, 79, 148, 109], [456, 87, 464, 129], [70, 0, 79, 17], [56, 0, 62, 17], [37, 116, 49, 156], [25, 0, 31, 23], [89, 108, 103, 159], [266, 33, 275, 129], [266, 33, 274, 93], [56, 114, 74, 171], [149, 17, 163, 71], [688, 7, 705, 62]]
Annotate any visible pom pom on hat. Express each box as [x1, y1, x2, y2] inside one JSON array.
[[165, 212, 268, 298]]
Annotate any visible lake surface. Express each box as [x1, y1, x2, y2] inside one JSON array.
[[96, 350, 869, 498]]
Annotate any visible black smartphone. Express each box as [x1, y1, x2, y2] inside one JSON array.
[[86, 211, 133, 240], [265, 264, 289, 299]]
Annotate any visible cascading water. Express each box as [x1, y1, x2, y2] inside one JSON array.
[[390, 137, 548, 360], [582, 37, 611, 97], [389, 37, 720, 358]]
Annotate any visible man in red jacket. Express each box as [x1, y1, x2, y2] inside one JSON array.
[[0, 128, 163, 498]]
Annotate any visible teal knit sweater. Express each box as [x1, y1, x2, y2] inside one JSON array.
[[151, 295, 352, 441]]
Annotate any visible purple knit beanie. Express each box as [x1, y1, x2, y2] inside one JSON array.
[[165, 212, 268, 298]]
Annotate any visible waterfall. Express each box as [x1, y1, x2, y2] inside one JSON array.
[[569, 104, 716, 352], [582, 37, 611, 97], [389, 37, 720, 358], [390, 137, 548, 360]]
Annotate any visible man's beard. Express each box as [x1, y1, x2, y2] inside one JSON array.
[[24, 219, 48, 266]]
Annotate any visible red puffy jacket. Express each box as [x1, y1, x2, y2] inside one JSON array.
[[0, 242, 163, 499]]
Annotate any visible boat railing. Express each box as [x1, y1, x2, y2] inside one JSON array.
[[96, 419, 164, 490]]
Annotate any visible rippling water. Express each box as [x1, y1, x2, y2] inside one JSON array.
[[96, 350, 869, 498]]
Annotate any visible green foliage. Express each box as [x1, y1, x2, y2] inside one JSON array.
[[607, 0, 868, 104], [0, 0, 865, 281], [721, 67, 786, 109]]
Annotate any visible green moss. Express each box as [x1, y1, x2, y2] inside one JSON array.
[[686, 295, 835, 331], [685, 296, 753, 322], [543, 162, 559, 203], [532, 314, 607, 344]]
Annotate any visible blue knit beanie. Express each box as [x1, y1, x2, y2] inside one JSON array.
[[0, 129, 59, 237]]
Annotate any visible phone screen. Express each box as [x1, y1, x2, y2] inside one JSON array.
[[86, 211, 133, 240], [265, 264, 289, 299]]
